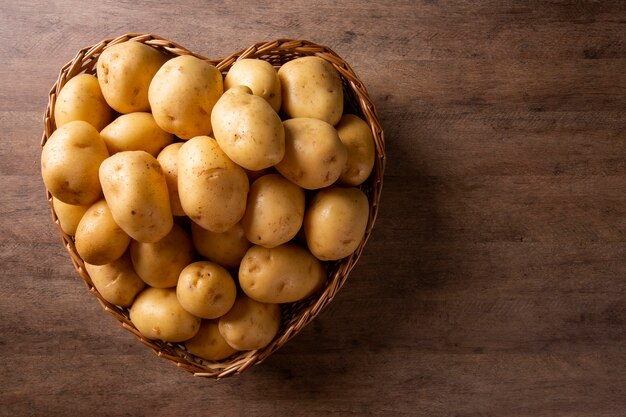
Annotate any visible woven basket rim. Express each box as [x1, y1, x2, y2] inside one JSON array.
[[41, 34, 386, 379]]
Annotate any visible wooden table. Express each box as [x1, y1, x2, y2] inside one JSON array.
[[2, 1, 626, 416]]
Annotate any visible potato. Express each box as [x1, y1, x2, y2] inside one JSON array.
[[211, 86, 285, 171], [278, 56, 343, 125], [191, 221, 251, 270], [176, 261, 237, 319], [275, 118, 347, 189], [156, 143, 185, 216], [84, 251, 145, 307], [224, 58, 281, 112], [41, 120, 109, 205], [336, 114, 376, 186], [177, 136, 249, 232], [96, 41, 167, 113], [100, 112, 173, 156], [304, 187, 369, 261], [185, 320, 238, 360], [239, 244, 326, 303], [218, 296, 281, 350], [99, 151, 173, 243], [130, 287, 201, 342], [244, 167, 272, 184], [75, 199, 130, 265], [130, 224, 194, 288], [52, 197, 88, 236], [54, 74, 114, 131], [241, 174, 305, 248], [148, 55, 223, 139]]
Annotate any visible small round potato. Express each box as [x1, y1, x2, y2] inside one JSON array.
[[96, 41, 168, 113], [239, 244, 326, 303], [148, 55, 223, 139], [41, 121, 109, 205], [191, 221, 251, 270], [241, 174, 305, 248], [156, 143, 185, 216], [185, 320, 239, 361], [54, 74, 114, 131], [99, 151, 173, 243], [278, 56, 343, 125], [218, 296, 281, 351], [99, 112, 173, 156], [275, 118, 347, 190], [75, 199, 131, 265], [176, 261, 237, 319], [84, 251, 145, 307], [52, 197, 88, 236], [130, 224, 194, 288], [304, 187, 369, 261], [130, 287, 201, 342], [224, 59, 281, 112], [211, 86, 285, 171], [177, 136, 249, 232], [336, 114, 376, 186]]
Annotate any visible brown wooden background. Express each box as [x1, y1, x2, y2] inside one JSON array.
[[2, 1, 626, 416]]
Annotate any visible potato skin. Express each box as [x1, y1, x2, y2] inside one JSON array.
[[336, 114, 376, 186], [99, 151, 173, 243], [185, 320, 238, 360], [52, 197, 88, 236], [191, 221, 251, 270], [100, 112, 173, 156], [239, 244, 326, 303], [41, 121, 109, 206], [218, 296, 281, 351], [148, 55, 223, 139], [156, 143, 185, 216], [304, 187, 369, 261], [176, 261, 237, 319], [75, 199, 130, 265], [96, 41, 167, 113], [278, 56, 343, 125], [241, 174, 305, 248], [224, 59, 281, 112], [130, 287, 201, 342], [84, 251, 145, 307], [177, 136, 249, 232], [54, 74, 114, 131]]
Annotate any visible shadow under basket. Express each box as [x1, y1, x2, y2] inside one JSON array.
[[41, 34, 386, 379]]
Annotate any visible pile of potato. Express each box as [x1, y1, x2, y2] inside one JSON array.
[[41, 41, 375, 360]]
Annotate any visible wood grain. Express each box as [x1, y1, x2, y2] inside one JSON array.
[[2, 0, 626, 416]]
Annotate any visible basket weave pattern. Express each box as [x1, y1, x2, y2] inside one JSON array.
[[41, 34, 386, 378]]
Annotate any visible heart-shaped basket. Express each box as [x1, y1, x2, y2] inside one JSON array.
[[41, 33, 386, 378]]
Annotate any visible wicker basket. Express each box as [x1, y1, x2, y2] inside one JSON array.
[[41, 34, 386, 379]]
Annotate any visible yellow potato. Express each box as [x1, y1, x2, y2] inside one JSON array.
[[148, 55, 223, 139], [185, 320, 239, 361], [241, 174, 305, 248], [191, 221, 251, 270], [244, 167, 272, 184], [304, 187, 369, 261], [224, 58, 281, 112], [99, 151, 173, 243], [156, 143, 185, 216], [336, 114, 376, 186], [130, 224, 194, 288], [211, 86, 285, 171], [54, 74, 114, 131], [130, 287, 201, 342], [218, 296, 281, 350], [96, 41, 168, 113], [177, 136, 249, 232], [41, 120, 109, 205], [99, 112, 173, 156], [52, 197, 88, 236], [84, 251, 145, 307], [239, 244, 326, 303], [275, 118, 347, 190], [75, 199, 130, 265], [176, 261, 237, 319], [278, 56, 343, 125]]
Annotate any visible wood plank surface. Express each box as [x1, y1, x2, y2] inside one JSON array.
[[1, 1, 626, 416]]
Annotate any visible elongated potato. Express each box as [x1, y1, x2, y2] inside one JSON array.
[[52, 197, 88, 236], [99, 151, 173, 243], [84, 251, 145, 307], [54, 74, 113, 131], [177, 136, 248, 232], [224, 59, 281, 112], [218, 296, 281, 350], [99, 112, 173, 156], [191, 221, 251, 269], [156, 143, 185, 216], [336, 114, 376, 186], [185, 320, 238, 360], [176, 261, 237, 319]]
